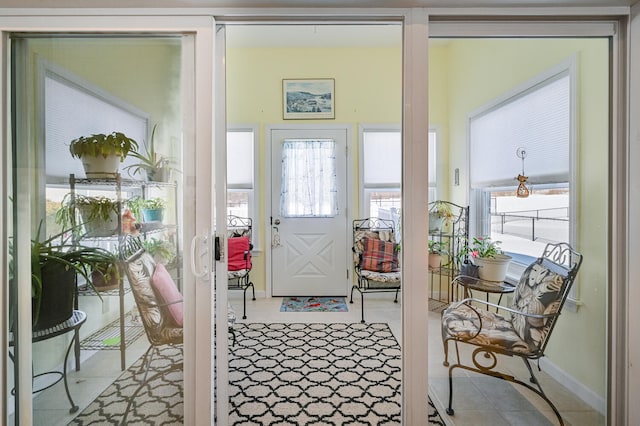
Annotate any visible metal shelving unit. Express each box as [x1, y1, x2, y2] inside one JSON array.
[[428, 201, 469, 307], [68, 173, 180, 370]]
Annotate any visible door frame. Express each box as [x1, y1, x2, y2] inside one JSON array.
[[265, 123, 354, 298], [0, 14, 215, 424]]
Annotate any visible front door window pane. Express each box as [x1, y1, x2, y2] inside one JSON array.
[[280, 139, 337, 217]]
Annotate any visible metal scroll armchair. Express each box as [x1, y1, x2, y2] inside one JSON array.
[[351, 218, 401, 323], [441, 242, 583, 426], [121, 243, 184, 424], [227, 215, 256, 319]]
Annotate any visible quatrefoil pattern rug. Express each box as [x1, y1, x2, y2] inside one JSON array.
[[229, 322, 402, 424]]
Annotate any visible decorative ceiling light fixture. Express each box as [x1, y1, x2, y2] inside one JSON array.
[[516, 147, 530, 198]]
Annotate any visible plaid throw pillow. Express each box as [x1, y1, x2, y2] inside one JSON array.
[[361, 237, 399, 272]]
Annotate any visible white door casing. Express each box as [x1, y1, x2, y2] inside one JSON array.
[[270, 128, 349, 297]]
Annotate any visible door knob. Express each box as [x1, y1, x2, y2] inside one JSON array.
[[274, 219, 281, 225]]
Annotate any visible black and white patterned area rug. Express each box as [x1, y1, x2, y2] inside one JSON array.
[[230, 322, 445, 425], [70, 345, 184, 425]]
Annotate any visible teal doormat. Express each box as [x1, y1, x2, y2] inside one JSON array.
[[280, 296, 348, 312]]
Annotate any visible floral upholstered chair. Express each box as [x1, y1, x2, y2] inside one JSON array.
[[351, 218, 401, 323], [441, 242, 582, 426]]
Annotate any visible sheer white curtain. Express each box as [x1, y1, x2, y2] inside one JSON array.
[[280, 139, 337, 217]]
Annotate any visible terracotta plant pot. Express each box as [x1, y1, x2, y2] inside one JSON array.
[[428, 253, 442, 269]]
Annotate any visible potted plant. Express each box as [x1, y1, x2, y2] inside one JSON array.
[[142, 238, 176, 265], [90, 250, 123, 292], [124, 124, 179, 182], [127, 196, 166, 223], [56, 194, 120, 238], [467, 236, 512, 282], [429, 201, 455, 233], [14, 223, 111, 331], [69, 131, 138, 178], [428, 239, 448, 270]]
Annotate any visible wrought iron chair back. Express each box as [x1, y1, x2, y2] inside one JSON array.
[[351, 217, 401, 323], [227, 215, 256, 319], [441, 242, 583, 425]]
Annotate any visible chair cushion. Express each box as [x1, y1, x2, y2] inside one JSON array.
[[510, 262, 565, 351], [442, 301, 531, 355], [360, 237, 399, 272], [151, 263, 184, 327], [228, 236, 252, 272]]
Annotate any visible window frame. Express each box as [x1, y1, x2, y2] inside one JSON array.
[[467, 57, 578, 307], [227, 124, 259, 251], [360, 124, 438, 217]]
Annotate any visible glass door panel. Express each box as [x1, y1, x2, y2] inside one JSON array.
[[8, 35, 186, 425]]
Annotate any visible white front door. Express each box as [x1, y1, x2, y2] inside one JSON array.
[[270, 128, 349, 296]]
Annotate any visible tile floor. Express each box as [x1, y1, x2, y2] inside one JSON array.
[[26, 292, 604, 425]]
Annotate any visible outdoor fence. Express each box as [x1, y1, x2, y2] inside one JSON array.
[[491, 207, 569, 241]]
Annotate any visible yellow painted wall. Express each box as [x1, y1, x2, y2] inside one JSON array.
[[431, 38, 608, 398], [226, 46, 403, 291]]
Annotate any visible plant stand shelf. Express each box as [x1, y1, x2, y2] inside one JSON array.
[[80, 311, 145, 351]]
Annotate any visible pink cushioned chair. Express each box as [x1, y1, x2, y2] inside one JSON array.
[[351, 218, 401, 323], [227, 215, 255, 319]]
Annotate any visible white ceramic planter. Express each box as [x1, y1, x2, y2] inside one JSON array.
[[81, 154, 121, 178], [473, 254, 512, 282]]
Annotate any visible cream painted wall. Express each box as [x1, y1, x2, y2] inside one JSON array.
[[433, 38, 609, 398], [226, 45, 403, 292]]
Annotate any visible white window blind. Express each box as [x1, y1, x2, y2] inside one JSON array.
[[470, 73, 570, 188], [363, 131, 401, 186], [227, 130, 254, 188], [45, 70, 148, 179]]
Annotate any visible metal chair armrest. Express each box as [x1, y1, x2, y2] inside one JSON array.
[[460, 297, 558, 319]]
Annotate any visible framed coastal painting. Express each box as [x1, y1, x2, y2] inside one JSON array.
[[283, 78, 335, 119]]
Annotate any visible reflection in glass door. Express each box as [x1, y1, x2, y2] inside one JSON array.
[[8, 35, 186, 425]]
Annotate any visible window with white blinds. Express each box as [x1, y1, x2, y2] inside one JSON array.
[[227, 127, 258, 248], [469, 72, 570, 188], [43, 63, 149, 180], [360, 127, 437, 218]]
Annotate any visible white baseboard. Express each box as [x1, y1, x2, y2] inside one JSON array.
[[539, 356, 606, 415]]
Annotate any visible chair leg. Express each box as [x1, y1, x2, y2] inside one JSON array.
[[350, 285, 356, 303], [394, 288, 399, 303], [446, 364, 457, 415], [360, 290, 365, 323], [242, 285, 248, 320]]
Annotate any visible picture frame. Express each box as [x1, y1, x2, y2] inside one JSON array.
[[283, 78, 335, 120]]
